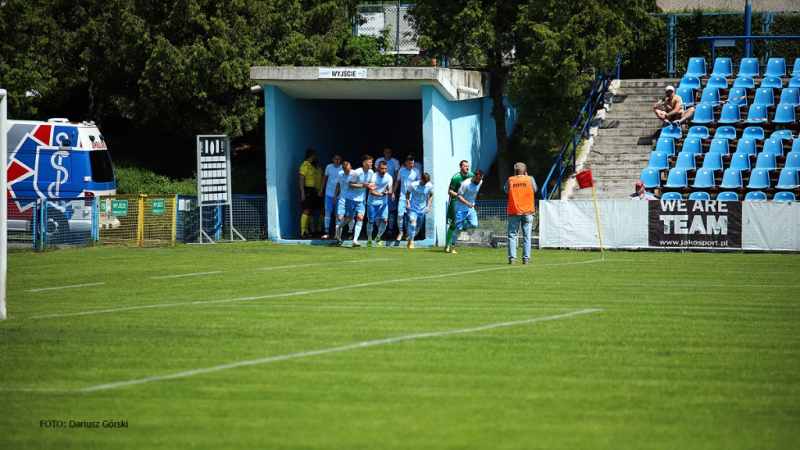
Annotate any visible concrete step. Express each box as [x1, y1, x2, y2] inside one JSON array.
[[592, 135, 659, 145], [583, 161, 650, 171]]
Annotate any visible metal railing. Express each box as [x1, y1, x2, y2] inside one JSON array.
[[698, 35, 800, 67], [541, 54, 621, 200]]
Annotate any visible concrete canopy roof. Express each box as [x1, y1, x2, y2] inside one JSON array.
[[250, 66, 490, 101]]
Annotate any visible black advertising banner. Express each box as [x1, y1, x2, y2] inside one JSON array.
[[649, 200, 742, 248]]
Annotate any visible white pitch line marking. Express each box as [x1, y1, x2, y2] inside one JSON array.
[[27, 283, 107, 292], [20, 259, 605, 320], [260, 264, 318, 270], [150, 271, 222, 279], [349, 258, 390, 263], [0, 309, 602, 393]]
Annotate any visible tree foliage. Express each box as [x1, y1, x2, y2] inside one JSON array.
[[410, 0, 659, 182], [0, 0, 386, 176]]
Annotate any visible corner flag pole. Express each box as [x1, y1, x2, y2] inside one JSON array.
[[590, 184, 605, 261], [575, 170, 604, 260]]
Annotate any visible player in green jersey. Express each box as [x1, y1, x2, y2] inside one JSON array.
[[445, 160, 473, 252]]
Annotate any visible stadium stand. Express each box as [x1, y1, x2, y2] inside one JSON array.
[[692, 169, 717, 189], [713, 126, 737, 140], [688, 191, 711, 200], [686, 57, 707, 77], [661, 192, 682, 200], [733, 76, 756, 90], [765, 58, 787, 78], [747, 169, 771, 190], [742, 126, 765, 140]]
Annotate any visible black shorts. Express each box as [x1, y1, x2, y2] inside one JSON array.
[[302, 186, 318, 210]]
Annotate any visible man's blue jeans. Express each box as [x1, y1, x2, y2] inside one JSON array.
[[508, 213, 534, 262]]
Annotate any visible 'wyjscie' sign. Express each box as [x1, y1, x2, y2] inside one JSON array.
[[649, 200, 742, 248], [318, 68, 367, 79]]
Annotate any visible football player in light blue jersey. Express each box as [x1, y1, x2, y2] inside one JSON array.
[[320, 153, 342, 239], [375, 147, 401, 239], [405, 173, 433, 249], [448, 169, 484, 254], [344, 155, 374, 247], [365, 161, 393, 246], [330, 161, 353, 247], [393, 155, 421, 242]]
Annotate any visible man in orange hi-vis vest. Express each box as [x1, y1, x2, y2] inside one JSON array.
[[504, 162, 538, 265]]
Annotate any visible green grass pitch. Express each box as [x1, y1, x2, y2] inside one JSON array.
[[1, 243, 799, 449]]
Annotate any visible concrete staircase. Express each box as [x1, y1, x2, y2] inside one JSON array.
[[568, 79, 679, 200]]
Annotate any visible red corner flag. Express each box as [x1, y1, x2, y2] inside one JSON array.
[[576, 170, 594, 189]]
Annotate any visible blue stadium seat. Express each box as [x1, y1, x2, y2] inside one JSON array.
[[785, 151, 800, 169], [760, 76, 783, 90], [640, 167, 661, 189], [708, 139, 730, 155], [747, 169, 771, 190], [752, 88, 775, 108], [660, 192, 682, 200], [792, 58, 800, 77], [793, 139, 800, 153], [726, 87, 749, 107], [690, 103, 715, 125], [660, 125, 683, 139], [710, 57, 733, 78], [734, 139, 757, 156], [790, 76, 800, 88], [744, 105, 769, 124], [729, 153, 751, 171], [761, 139, 785, 158], [771, 129, 794, 141], [738, 58, 760, 77], [717, 191, 740, 201], [688, 191, 711, 201], [687, 126, 709, 139], [776, 168, 800, 189], [733, 76, 755, 90], [719, 169, 744, 189], [755, 152, 778, 170], [664, 168, 689, 189], [713, 126, 737, 140], [686, 57, 707, 77], [779, 88, 800, 105], [675, 152, 697, 170], [676, 86, 695, 107], [765, 58, 786, 77], [681, 138, 703, 155], [705, 76, 728, 91], [655, 137, 676, 156], [679, 76, 702, 91], [701, 152, 724, 171], [699, 88, 721, 105], [773, 104, 797, 125], [773, 191, 795, 202], [742, 126, 765, 140], [717, 104, 741, 124], [744, 191, 768, 201], [648, 151, 670, 171], [692, 169, 717, 189]]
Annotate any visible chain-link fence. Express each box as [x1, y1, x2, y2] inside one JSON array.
[[176, 195, 267, 244], [98, 195, 176, 248], [6, 197, 98, 250], [357, 3, 419, 57], [456, 201, 540, 249]]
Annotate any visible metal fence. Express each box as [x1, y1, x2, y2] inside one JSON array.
[[357, 3, 419, 58], [98, 195, 176, 248], [176, 195, 267, 244], [7, 196, 532, 250], [6, 197, 98, 250], [455, 201, 540, 249]]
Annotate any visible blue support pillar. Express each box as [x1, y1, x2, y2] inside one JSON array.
[[744, 1, 753, 59], [667, 14, 678, 78]]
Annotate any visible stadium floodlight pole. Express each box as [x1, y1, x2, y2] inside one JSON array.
[[1, 88, 8, 319]]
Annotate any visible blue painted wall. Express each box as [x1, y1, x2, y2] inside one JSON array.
[[263, 84, 515, 244]]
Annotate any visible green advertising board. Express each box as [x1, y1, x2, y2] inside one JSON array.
[[111, 200, 128, 217], [151, 199, 165, 216]]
